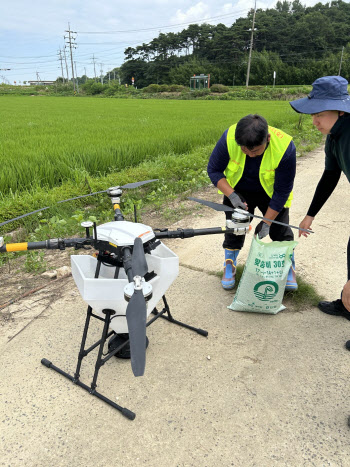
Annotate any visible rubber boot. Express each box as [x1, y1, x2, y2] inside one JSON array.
[[221, 249, 239, 290], [285, 252, 298, 291]]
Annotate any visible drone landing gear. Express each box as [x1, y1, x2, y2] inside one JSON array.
[[41, 296, 208, 420], [151, 295, 209, 337]]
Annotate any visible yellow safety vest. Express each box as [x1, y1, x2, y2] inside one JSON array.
[[223, 124, 293, 208]]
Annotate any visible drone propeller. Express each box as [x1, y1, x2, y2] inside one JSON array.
[[131, 236, 148, 277], [188, 197, 234, 212], [188, 197, 313, 234], [125, 237, 149, 377], [121, 180, 158, 190], [0, 179, 158, 228]]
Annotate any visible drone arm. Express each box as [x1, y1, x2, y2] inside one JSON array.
[[154, 227, 233, 239], [0, 238, 88, 253], [121, 247, 134, 282], [113, 204, 124, 222]]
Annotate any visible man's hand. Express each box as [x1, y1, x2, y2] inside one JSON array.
[[255, 221, 270, 239], [342, 280, 350, 312], [299, 215, 314, 238], [228, 192, 247, 210]]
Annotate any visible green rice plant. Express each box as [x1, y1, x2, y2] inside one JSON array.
[[0, 97, 322, 197]]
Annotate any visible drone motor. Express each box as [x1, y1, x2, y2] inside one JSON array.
[[124, 278, 153, 302], [226, 208, 251, 235]]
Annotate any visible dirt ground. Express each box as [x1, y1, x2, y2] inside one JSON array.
[[1, 145, 350, 467]]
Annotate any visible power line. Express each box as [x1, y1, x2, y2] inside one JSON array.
[[0, 53, 58, 59], [76, 10, 251, 34]]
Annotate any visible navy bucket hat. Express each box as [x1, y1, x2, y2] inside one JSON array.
[[289, 76, 350, 114]]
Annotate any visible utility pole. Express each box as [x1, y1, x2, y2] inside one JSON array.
[[246, 0, 257, 88], [0, 75, 10, 84], [58, 49, 65, 83], [65, 23, 77, 92], [63, 42, 69, 82], [100, 63, 103, 84], [108, 72, 110, 84], [84, 67, 87, 82], [36, 72, 42, 84], [0, 69, 11, 85], [338, 46, 344, 76], [74, 61, 79, 93], [91, 54, 97, 81]]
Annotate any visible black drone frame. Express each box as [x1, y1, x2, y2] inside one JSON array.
[[39, 220, 227, 420], [0, 180, 312, 420]]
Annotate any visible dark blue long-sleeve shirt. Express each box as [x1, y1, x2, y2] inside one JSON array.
[[207, 129, 296, 212]]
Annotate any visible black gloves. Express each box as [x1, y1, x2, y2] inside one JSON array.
[[255, 221, 270, 239], [228, 192, 247, 210]]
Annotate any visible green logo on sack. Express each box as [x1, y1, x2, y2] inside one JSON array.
[[253, 281, 279, 301]]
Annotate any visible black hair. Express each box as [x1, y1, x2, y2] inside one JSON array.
[[235, 114, 268, 149]]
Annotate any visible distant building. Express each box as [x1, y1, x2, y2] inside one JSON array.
[[190, 74, 210, 90], [28, 80, 55, 86]]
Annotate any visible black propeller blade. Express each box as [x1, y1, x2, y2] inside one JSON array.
[[126, 285, 147, 377], [125, 237, 149, 377], [131, 237, 148, 277], [0, 180, 158, 228], [121, 179, 158, 190], [188, 197, 313, 234], [0, 207, 51, 228], [188, 197, 234, 212]]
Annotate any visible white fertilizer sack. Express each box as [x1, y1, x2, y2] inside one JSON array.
[[228, 236, 298, 314]]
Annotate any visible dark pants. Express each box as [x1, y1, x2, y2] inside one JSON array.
[[223, 190, 294, 250]]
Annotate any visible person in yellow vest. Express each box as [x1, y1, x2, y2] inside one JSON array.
[[207, 114, 297, 290]]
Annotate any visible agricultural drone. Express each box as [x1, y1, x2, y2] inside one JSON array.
[[0, 180, 312, 420]]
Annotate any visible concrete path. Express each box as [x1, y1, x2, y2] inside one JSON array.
[[1, 146, 349, 467]]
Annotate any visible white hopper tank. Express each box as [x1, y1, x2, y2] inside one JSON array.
[[71, 241, 179, 334]]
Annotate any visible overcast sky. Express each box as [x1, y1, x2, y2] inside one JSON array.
[[0, 0, 341, 84]]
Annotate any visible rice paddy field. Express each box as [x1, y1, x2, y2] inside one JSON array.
[[0, 96, 322, 228], [0, 96, 321, 193]]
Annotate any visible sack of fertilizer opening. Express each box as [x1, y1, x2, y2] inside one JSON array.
[[228, 236, 298, 314]]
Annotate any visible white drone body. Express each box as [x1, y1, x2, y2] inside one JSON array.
[[96, 220, 155, 246], [71, 221, 179, 334]]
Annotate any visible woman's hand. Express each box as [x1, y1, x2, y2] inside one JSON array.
[[299, 215, 314, 238]]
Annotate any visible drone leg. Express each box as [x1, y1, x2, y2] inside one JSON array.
[[73, 305, 93, 382], [74, 259, 104, 381], [90, 309, 113, 392], [41, 256, 136, 420], [41, 358, 135, 420], [152, 296, 208, 337]]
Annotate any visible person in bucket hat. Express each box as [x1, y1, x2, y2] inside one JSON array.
[[290, 76, 350, 323]]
